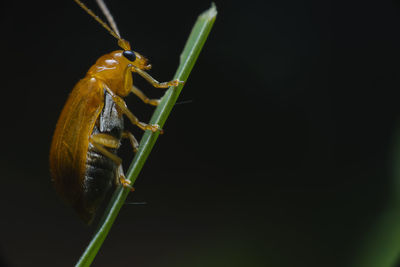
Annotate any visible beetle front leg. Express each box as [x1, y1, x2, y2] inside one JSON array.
[[132, 66, 184, 89], [122, 64, 161, 106]]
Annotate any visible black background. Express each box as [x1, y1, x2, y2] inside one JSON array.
[[2, 0, 400, 266]]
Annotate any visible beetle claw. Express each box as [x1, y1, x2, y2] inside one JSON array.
[[149, 124, 164, 134], [120, 177, 135, 192]]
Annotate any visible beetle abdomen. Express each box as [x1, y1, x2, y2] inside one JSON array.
[[75, 140, 117, 224], [74, 91, 124, 224]]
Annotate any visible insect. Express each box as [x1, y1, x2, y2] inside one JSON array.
[[50, 0, 182, 224]]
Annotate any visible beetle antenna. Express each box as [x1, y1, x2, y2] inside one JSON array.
[[95, 0, 121, 37], [73, 0, 122, 41]]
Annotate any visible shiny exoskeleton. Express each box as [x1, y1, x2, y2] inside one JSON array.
[[79, 92, 124, 222], [50, 1, 182, 224]]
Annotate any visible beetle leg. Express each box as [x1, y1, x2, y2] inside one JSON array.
[[90, 133, 122, 165], [116, 165, 135, 192], [132, 66, 184, 89], [91, 133, 134, 191], [122, 64, 161, 106], [122, 131, 139, 153], [117, 99, 163, 133], [131, 85, 161, 106], [104, 85, 163, 134]]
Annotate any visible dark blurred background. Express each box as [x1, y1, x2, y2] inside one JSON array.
[[1, 0, 400, 266]]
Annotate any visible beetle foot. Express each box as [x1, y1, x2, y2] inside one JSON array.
[[169, 79, 184, 87], [120, 177, 135, 192], [149, 124, 164, 134]]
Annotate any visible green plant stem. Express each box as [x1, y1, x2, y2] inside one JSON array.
[[75, 4, 217, 267]]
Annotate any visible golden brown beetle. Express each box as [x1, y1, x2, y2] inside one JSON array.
[[50, 0, 181, 224]]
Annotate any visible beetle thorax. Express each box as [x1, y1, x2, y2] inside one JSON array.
[[87, 50, 132, 97]]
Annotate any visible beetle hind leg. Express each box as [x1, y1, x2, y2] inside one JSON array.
[[90, 133, 135, 192], [90, 133, 122, 165], [122, 130, 139, 153], [116, 165, 135, 192]]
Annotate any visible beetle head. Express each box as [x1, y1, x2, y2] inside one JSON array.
[[122, 50, 152, 70]]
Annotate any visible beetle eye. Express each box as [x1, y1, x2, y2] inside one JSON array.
[[123, 50, 136, 62]]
